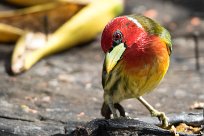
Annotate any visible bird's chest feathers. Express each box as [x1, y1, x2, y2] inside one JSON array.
[[103, 38, 169, 103], [122, 36, 169, 74]]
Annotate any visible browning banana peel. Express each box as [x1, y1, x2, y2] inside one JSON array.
[[0, 23, 24, 43], [11, 0, 124, 74], [0, 1, 86, 32], [5, 0, 90, 7]]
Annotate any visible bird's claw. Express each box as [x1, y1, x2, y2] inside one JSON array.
[[151, 110, 169, 128], [124, 115, 132, 119], [112, 113, 119, 118]]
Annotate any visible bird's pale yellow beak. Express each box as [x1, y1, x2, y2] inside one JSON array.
[[105, 43, 126, 74]]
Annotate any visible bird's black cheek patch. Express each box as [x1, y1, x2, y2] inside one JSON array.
[[112, 40, 122, 47], [108, 47, 114, 53]]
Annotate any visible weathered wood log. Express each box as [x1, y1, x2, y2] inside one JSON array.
[[69, 119, 201, 136], [0, 112, 203, 136], [69, 112, 203, 136]]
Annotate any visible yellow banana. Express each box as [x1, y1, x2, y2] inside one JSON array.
[[0, 23, 24, 43], [11, 0, 124, 74], [0, 1, 86, 32]]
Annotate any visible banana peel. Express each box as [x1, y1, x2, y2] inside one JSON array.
[[12, 32, 48, 73], [11, 0, 124, 74], [5, 0, 91, 7], [0, 23, 24, 43], [0, 1, 86, 33], [5, 0, 56, 6]]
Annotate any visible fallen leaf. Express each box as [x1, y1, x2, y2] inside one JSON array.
[[190, 102, 204, 109], [21, 104, 38, 114], [176, 123, 201, 134], [169, 125, 179, 136]]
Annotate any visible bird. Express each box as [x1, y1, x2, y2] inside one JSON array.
[[100, 15, 172, 128]]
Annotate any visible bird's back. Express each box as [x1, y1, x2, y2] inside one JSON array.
[[129, 15, 172, 55]]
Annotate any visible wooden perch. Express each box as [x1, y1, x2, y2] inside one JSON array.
[[69, 112, 203, 136], [0, 112, 202, 135]]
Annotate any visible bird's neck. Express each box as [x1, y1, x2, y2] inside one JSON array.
[[121, 36, 169, 74]]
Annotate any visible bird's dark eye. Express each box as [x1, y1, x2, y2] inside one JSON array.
[[113, 32, 122, 40], [113, 30, 123, 46]]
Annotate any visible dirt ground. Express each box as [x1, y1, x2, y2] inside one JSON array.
[[0, 0, 204, 135]]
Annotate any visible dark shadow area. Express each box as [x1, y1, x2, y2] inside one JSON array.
[[0, 46, 12, 61], [0, 45, 15, 75], [0, 50, 8, 61], [4, 51, 14, 76], [0, 1, 24, 9], [164, 0, 204, 17], [125, 0, 204, 17]]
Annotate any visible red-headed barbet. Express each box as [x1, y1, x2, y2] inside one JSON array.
[[100, 15, 172, 128]]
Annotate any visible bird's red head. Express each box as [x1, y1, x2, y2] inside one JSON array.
[[101, 16, 147, 53], [101, 16, 149, 73]]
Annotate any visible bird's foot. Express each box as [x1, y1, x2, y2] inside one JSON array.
[[151, 110, 169, 128], [123, 115, 132, 119], [112, 112, 119, 118]]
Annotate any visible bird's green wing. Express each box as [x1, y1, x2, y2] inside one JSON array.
[[128, 15, 172, 55], [102, 59, 107, 88]]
